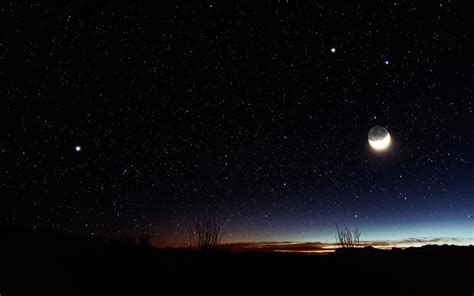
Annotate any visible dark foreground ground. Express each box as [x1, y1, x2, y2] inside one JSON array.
[[1, 228, 473, 296]]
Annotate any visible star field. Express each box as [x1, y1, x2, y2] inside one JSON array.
[[2, 1, 473, 246]]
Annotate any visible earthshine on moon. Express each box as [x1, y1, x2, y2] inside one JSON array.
[[368, 126, 391, 151]]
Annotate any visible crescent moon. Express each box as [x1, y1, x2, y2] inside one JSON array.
[[369, 133, 391, 150]]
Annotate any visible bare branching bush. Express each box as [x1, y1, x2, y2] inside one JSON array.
[[186, 211, 225, 252], [137, 233, 152, 248], [335, 224, 361, 248]]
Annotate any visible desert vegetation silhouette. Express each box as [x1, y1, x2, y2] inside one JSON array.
[[335, 224, 361, 248], [185, 211, 225, 252]]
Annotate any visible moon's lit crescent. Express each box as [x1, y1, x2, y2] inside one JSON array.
[[369, 133, 391, 150]]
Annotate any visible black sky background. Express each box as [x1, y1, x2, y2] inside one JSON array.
[[2, 1, 473, 245]]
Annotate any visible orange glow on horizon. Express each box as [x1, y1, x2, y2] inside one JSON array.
[[274, 249, 336, 254]]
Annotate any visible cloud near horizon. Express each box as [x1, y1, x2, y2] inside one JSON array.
[[222, 237, 474, 252]]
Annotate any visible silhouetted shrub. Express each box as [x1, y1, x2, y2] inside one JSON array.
[[185, 211, 225, 252], [335, 224, 361, 248], [137, 233, 152, 248]]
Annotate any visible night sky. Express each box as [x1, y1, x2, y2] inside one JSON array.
[[3, 1, 473, 247]]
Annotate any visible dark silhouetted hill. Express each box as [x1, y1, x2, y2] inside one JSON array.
[[0, 228, 472, 296]]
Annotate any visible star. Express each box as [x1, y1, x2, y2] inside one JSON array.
[[384, 60, 389, 65], [75, 146, 81, 152], [330, 47, 336, 53]]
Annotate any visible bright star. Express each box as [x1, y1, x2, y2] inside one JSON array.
[[331, 47, 336, 53], [384, 60, 389, 65], [75, 146, 81, 152]]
